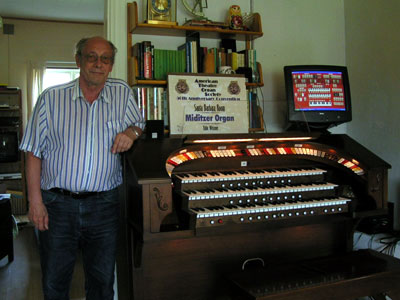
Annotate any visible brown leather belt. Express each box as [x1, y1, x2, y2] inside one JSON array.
[[49, 188, 102, 199]]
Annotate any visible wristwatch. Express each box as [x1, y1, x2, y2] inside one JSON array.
[[132, 127, 140, 138]]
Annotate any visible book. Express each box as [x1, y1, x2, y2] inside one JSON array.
[[186, 31, 200, 73], [199, 46, 208, 72], [142, 41, 152, 79], [231, 52, 239, 71], [147, 88, 154, 120], [152, 48, 186, 80], [191, 41, 198, 73], [141, 87, 147, 120], [178, 42, 191, 73], [132, 42, 142, 79], [203, 52, 215, 73], [134, 87, 168, 122], [248, 91, 261, 129], [153, 49, 161, 80]]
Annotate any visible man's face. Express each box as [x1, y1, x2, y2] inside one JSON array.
[[76, 37, 114, 88]]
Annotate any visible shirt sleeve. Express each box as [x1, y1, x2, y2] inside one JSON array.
[[19, 93, 48, 159]]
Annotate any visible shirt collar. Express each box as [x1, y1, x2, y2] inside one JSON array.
[[72, 78, 111, 104]]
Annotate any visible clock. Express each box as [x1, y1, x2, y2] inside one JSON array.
[[145, 0, 177, 25]]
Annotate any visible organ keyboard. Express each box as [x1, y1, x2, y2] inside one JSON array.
[[188, 197, 351, 229], [118, 133, 392, 300], [174, 164, 348, 231]]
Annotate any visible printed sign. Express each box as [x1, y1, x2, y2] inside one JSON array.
[[168, 74, 248, 135]]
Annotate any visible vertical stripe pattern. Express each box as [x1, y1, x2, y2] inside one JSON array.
[[20, 78, 144, 192]]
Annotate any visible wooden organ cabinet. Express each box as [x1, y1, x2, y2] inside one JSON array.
[[117, 133, 400, 300]]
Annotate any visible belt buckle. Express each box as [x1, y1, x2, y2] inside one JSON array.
[[70, 191, 81, 198]]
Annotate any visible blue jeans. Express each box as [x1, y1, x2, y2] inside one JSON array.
[[39, 188, 120, 300]]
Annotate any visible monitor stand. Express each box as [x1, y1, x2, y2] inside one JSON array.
[[286, 122, 333, 135]]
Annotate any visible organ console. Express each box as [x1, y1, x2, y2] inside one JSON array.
[[117, 132, 398, 300]]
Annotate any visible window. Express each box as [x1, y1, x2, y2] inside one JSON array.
[[42, 68, 80, 90]]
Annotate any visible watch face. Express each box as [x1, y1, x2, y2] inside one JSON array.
[[151, 0, 171, 15]]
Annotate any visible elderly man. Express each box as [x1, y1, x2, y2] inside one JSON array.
[[20, 36, 144, 300]]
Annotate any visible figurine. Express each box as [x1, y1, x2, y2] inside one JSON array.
[[228, 5, 243, 30]]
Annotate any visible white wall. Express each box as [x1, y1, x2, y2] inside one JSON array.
[[254, 0, 347, 132], [0, 18, 103, 125], [344, 0, 400, 228], [0, 33, 9, 85]]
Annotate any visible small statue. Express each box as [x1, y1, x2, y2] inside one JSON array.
[[228, 5, 243, 30]]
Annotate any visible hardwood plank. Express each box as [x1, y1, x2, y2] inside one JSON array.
[[0, 226, 85, 300]]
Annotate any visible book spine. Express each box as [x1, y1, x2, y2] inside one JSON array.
[[180, 49, 186, 73], [147, 88, 154, 120], [213, 48, 218, 73], [192, 41, 198, 73], [171, 50, 176, 73], [132, 43, 141, 79], [153, 49, 160, 80], [151, 45, 154, 79], [153, 87, 158, 120], [227, 50, 232, 68], [134, 87, 140, 110], [239, 53, 245, 68], [139, 42, 144, 79], [188, 42, 193, 73], [141, 87, 147, 120], [231, 52, 239, 71], [143, 41, 152, 79], [157, 87, 164, 120], [162, 49, 167, 79], [163, 89, 169, 126], [220, 48, 227, 67]]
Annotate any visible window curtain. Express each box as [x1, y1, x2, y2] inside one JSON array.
[[27, 61, 45, 117]]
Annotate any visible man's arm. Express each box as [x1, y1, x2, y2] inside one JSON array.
[[111, 126, 142, 154], [26, 151, 48, 231]]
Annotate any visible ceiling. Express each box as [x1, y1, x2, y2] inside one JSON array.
[[0, 0, 104, 23]]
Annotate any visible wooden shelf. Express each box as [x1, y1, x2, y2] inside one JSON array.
[[126, 1, 265, 133], [127, 2, 264, 87], [0, 89, 27, 215], [128, 2, 263, 41]]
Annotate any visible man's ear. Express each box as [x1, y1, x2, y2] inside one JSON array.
[[75, 55, 81, 68]]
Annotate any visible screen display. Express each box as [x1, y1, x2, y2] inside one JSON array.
[[292, 70, 346, 111], [284, 65, 352, 128]]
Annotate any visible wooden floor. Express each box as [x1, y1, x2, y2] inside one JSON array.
[[0, 224, 385, 300], [0, 225, 85, 300]]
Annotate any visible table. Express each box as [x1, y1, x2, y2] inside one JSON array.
[[0, 194, 14, 263]]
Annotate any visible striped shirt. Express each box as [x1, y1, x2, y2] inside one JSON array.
[[20, 78, 145, 192]]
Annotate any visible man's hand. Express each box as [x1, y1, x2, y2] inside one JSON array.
[[26, 152, 48, 231], [29, 199, 49, 231], [111, 127, 141, 154]]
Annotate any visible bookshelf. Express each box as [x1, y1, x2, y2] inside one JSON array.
[[0, 89, 27, 215], [127, 1, 264, 131]]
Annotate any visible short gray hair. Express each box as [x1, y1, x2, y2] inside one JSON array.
[[75, 37, 117, 62]]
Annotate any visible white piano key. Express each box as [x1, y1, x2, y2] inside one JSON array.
[[176, 168, 327, 184], [191, 197, 351, 220]]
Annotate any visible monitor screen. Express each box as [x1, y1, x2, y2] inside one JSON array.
[[284, 65, 352, 129]]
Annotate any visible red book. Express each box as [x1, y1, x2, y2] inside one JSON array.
[[142, 41, 152, 79]]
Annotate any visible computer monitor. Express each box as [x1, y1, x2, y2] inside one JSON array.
[[284, 65, 352, 131]]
